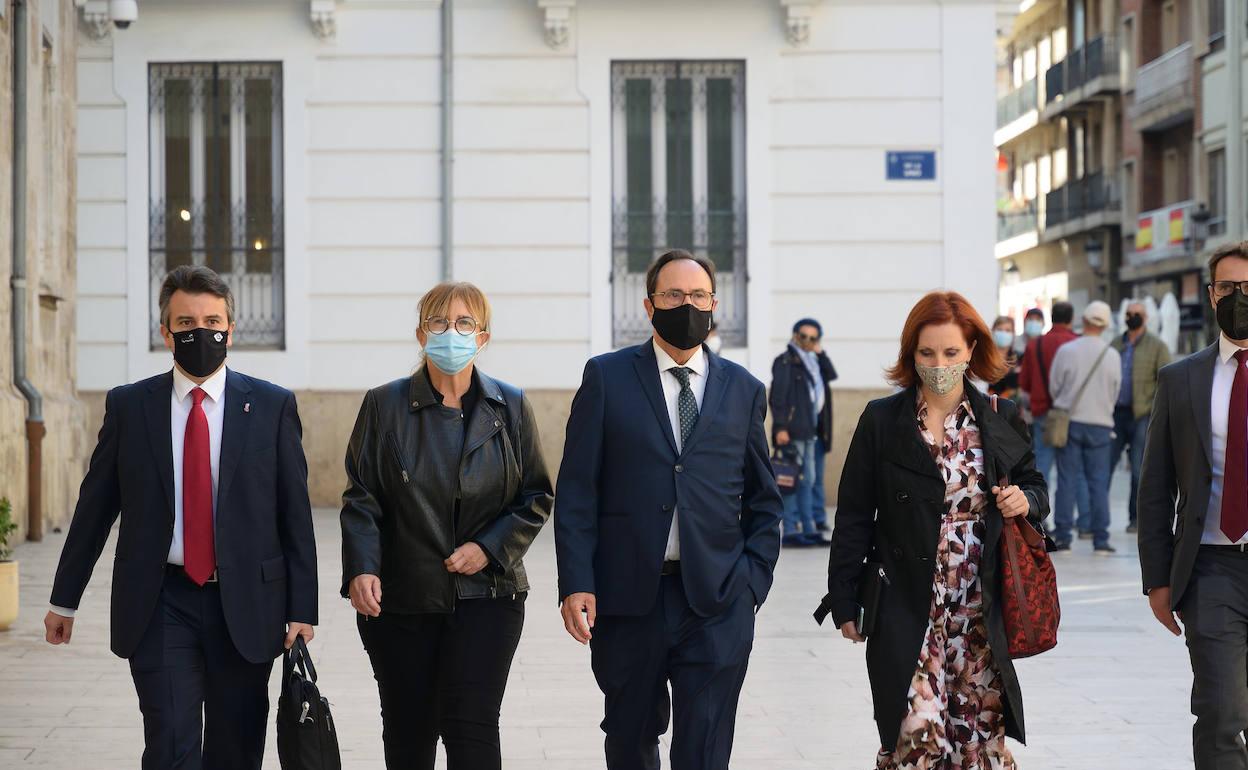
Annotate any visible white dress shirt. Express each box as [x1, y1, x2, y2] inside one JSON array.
[[1203, 335, 1248, 545], [49, 365, 227, 619], [654, 340, 708, 561]]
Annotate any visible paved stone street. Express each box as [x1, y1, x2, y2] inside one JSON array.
[[1, 471, 1196, 769]]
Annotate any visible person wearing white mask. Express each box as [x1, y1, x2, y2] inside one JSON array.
[[340, 281, 554, 769]]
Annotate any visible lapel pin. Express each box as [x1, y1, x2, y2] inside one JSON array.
[[244, 402, 250, 413]]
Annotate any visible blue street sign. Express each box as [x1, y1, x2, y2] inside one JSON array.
[[886, 151, 936, 181]]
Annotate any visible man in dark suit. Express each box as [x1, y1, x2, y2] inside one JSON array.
[[44, 265, 318, 770], [1140, 241, 1248, 769], [555, 250, 783, 770]]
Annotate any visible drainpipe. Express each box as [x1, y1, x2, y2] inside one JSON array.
[[11, 0, 46, 542], [440, 0, 453, 281], [1228, 0, 1244, 242]]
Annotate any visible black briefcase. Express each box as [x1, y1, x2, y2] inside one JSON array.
[[277, 636, 341, 770]]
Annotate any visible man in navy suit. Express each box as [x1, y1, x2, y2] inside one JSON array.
[[44, 266, 318, 770], [555, 250, 783, 770]]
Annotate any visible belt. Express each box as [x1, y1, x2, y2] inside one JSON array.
[[165, 563, 219, 583], [661, 560, 681, 576], [1200, 543, 1248, 555]]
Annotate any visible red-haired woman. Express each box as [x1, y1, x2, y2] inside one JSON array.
[[819, 291, 1049, 769]]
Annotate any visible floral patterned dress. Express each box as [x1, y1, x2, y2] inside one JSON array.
[[875, 399, 1017, 770]]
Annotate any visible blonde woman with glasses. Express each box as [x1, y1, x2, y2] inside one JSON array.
[[340, 282, 554, 770]]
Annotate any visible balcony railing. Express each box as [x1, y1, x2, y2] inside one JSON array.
[[997, 78, 1039, 129], [997, 206, 1039, 243], [1130, 42, 1194, 127], [1044, 171, 1119, 229], [1046, 36, 1119, 106]]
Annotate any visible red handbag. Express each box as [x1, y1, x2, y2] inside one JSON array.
[[991, 395, 1060, 658], [1000, 516, 1060, 658]]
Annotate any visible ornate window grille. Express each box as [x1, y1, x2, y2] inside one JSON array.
[[148, 62, 285, 348], [611, 61, 748, 348]]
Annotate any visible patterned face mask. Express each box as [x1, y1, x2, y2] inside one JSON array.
[[915, 361, 969, 396]]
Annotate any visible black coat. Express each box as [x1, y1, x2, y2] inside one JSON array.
[[770, 346, 838, 444], [50, 369, 319, 664], [340, 368, 553, 613], [823, 383, 1049, 750]]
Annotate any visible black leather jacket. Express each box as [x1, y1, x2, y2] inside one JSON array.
[[340, 368, 553, 613]]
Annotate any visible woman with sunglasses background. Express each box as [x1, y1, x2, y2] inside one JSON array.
[[770, 317, 838, 547], [340, 282, 553, 769]]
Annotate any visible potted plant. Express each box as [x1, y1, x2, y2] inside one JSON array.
[[0, 498, 18, 631]]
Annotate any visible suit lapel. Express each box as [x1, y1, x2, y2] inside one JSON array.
[[1189, 343, 1220, 470], [682, 350, 727, 456], [633, 343, 679, 456], [216, 369, 253, 512], [143, 372, 176, 519]]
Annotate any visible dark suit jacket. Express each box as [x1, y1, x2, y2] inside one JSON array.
[[1139, 342, 1220, 607], [554, 342, 783, 618], [49, 369, 318, 664], [823, 384, 1049, 749]]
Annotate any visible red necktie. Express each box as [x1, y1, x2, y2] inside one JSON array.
[[1222, 350, 1248, 542], [183, 387, 216, 584]]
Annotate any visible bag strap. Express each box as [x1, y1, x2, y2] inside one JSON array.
[[1067, 343, 1112, 413], [285, 635, 317, 683], [1036, 337, 1050, 397]]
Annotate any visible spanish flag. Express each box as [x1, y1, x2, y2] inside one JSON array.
[[1136, 215, 1153, 251], [1169, 207, 1185, 244]]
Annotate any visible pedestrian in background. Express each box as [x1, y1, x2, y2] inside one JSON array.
[[771, 318, 837, 547], [989, 315, 1022, 401], [1019, 301, 1078, 481], [1110, 301, 1170, 535], [1016, 307, 1047, 424], [822, 290, 1047, 769], [1048, 300, 1121, 553], [340, 282, 553, 770]]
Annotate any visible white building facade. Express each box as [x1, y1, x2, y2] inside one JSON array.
[[73, 0, 999, 509]]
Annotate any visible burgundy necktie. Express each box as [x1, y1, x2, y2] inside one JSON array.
[[183, 387, 216, 584], [1222, 349, 1248, 542]]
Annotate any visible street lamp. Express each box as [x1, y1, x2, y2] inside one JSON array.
[[1085, 236, 1104, 272]]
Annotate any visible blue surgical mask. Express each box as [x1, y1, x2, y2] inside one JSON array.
[[993, 329, 1014, 348], [1024, 319, 1044, 337], [424, 332, 481, 375]]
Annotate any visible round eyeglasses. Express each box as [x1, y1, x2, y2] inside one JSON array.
[[424, 316, 482, 336], [650, 289, 715, 311]]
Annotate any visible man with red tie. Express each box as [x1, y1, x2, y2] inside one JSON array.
[[44, 265, 318, 769], [1140, 241, 1248, 770]]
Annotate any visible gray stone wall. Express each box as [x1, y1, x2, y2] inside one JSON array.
[[0, 2, 90, 539]]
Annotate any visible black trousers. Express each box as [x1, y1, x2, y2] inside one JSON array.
[[590, 574, 755, 770], [358, 593, 526, 770], [129, 569, 275, 770], [1185, 549, 1248, 770]]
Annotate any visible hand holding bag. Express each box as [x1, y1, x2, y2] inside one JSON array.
[[277, 636, 342, 770]]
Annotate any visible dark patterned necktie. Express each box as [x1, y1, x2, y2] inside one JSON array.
[[670, 367, 699, 448]]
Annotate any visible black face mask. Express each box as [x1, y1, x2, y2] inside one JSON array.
[[171, 327, 229, 378], [1125, 314, 1144, 331], [1217, 292, 1248, 341], [651, 304, 713, 351]]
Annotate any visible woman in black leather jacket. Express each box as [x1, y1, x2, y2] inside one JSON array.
[[340, 282, 553, 770]]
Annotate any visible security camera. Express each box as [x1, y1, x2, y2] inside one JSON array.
[[109, 0, 137, 29]]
